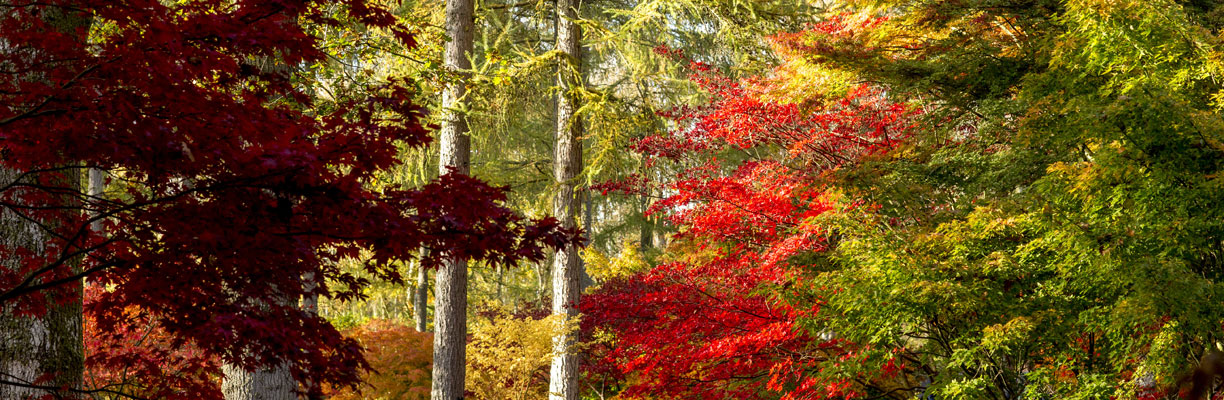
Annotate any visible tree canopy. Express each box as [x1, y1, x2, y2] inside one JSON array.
[[5, 0, 1224, 399]]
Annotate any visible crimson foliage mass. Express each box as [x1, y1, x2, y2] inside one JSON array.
[[0, 0, 578, 395], [583, 40, 916, 399]]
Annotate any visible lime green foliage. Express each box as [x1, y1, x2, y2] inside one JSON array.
[[788, 0, 1224, 398], [581, 238, 650, 283]]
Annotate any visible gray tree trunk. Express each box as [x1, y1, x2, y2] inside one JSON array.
[[0, 170, 84, 400], [88, 168, 105, 233], [638, 193, 653, 250], [221, 364, 297, 400], [0, 7, 89, 398], [412, 257, 430, 333], [221, 275, 301, 400], [433, 0, 475, 398], [222, 57, 299, 400], [221, 286, 297, 400], [548, 0, 584, 399]]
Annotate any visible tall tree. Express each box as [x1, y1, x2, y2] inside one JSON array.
[[433, 0, 475, 398], [0, 5, 90, 398], [221, 56, 298, 400], [548, 0, 585, 398]]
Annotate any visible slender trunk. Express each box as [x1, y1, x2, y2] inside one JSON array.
[[88, 168, 105, 234], [433, 0, 474, 398], [413, 257, 430, 333], [638, 194, 653, 250], [548, 0, 584, 398], [495, 266, 505, 305]]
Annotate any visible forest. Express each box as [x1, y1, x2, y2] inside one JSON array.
[[3, 0, 1224, 399]]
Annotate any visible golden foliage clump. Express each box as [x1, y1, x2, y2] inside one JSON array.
[[466, 306, 578, 400], [582, 239, 649, 283], [328, 320, 433, 400]]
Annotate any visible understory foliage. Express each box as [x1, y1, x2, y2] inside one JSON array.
[[328, 320, 433, 400], [83, 286, 220, 399], [466, 305, 573, 400]]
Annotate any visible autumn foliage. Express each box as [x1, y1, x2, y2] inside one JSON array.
[[328, 320, 433, 400], [10, 0, 1224, 398], [584, 42, 917, 399], [0, 0, 575, 396]]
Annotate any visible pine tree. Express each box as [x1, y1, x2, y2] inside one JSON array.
[[432, 0, 476, 398]]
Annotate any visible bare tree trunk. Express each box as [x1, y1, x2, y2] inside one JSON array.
[[638, 193, 653, 250], [433, 0, 474, 398], [413, 256, 430, 333], [88, 168, 105, 233], [548, 0, 584, 398], [222, 54, 300, 400], [221, 364, 296, 400]]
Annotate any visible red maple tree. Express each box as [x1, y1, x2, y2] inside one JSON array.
[[583, 38, 917, 399], [0, 0, 577, 397]]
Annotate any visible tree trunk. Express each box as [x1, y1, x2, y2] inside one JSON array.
[[413, 257, 430, 333], [638, 193, 653, 250], [223, 56, 299, 400], [0, 170, 84, 400], [88, 168, 105, 233], [222, 285, 297, 400], [0, 7, 89, 398], [433, 0, 474, 398], [221, 364, 297, 400], [548, 0, 584, 399]]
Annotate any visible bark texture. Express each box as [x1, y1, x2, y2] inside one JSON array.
[[412, 257, 430, 333], [0, 7, 89, 398], [221, 364, 297, 400], [0, 168, 84, 400], [221, 287, 298, 400], [222, 57, 299, 400], [548, 1, 584, 399], [433, 0, 474, 398], [87, 168, 104, 233]]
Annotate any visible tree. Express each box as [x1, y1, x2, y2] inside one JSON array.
[[221, 54, 298, 400], [412, 256, 430, 332], [582, 42, 916, 399], [0, 1, 576, 398], [792, 1, 1224, 397], [0, 4, 91, 397], [433, 0, 477, 398], [547, 0, 586, 398], [586, 1, 1224, 398]]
